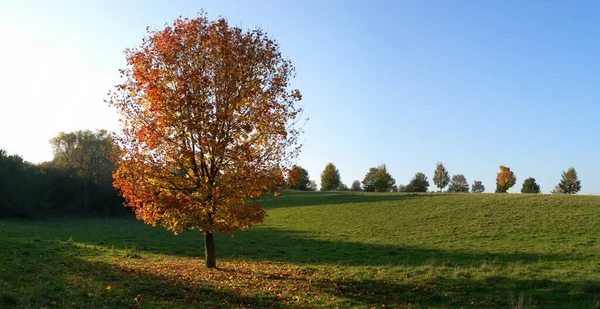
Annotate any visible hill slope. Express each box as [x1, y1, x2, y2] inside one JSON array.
[[1, 191, 599, 308]]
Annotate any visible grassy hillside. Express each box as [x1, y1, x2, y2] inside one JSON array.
[[1, 191, 600, 308]]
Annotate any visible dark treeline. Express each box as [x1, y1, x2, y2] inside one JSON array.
[[0, 130, 128, 218]]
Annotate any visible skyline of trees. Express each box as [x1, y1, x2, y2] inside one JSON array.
[[0, 144, 589, 218], [0, 130, 125, 217]]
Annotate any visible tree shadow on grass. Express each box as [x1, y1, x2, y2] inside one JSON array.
[[22, 217, 592, 268], [259, 190, 443, 209], [0, 239, 293, 308], [218, 227, 589, 267], [2, 236, 600, 308]]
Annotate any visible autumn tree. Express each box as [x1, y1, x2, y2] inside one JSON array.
[[320, 163, 341, 191], [471, 181, 485, 193], [406, 172, 429, 192], [350, 180, 362, 191], [433, 162, 450, 192], [287, 165, 310, 190], [108, 14, 303, 268], [521, 177, 541, 194], [447, 174, 469, 192], [558, 167, 581, 194], [362, 165, 395, 192], [495, 166, 516, 193]]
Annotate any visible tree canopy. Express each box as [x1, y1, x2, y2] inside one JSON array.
[[495, 166, 516, 193], [521, 177, 541, 194], [406, 172, 429, 192], [350, 180, 362, 191], [108, 14, 303, 268], [447, 174, 469, 192], [50, 130, 115, 213], [433, 162, 450, 192], [287, 165, 310, 190], [320, 163, 341, 191], [471, 180, 485, 193], [558, 167, 581, 194], [362, 165, 396, 192]]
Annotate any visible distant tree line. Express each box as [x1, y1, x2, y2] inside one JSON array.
[[3, 135, 586, 218], [0, 130, 127, 217], [285, 162, 582, 195]]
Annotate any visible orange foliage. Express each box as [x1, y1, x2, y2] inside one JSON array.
[[495, 165, 516, 193], [107, 14, 302, 236]]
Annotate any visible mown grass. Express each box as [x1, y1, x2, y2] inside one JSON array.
[[2, 191, 600, 308]]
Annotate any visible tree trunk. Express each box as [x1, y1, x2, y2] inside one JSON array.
[[204, 232, 216, 268]]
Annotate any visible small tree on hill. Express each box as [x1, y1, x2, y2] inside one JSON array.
[[471, 181, 485, 193], [558, 167, 581, 194], [320, 163, 341, 191], [307, 180, 318, 191], [350, 180, 362, 191], [496, 166, 516, 193], [433, 162, 450, 192], [287, 165, 310, 190], [551, 185, 563, 194], [362, 165, 395, 192], [447, 174, 469, 192], [521, 177, 541, 194], [406, 172, 429, 192]]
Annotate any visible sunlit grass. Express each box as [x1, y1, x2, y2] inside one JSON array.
[[2, 191, 600, 308]]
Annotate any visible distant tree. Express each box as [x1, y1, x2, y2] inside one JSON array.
[[320, 163, 341, 191], [397, 184, 407, 192], [406, 172, 429, 192], [307, 180, 318, 191], [447, 174, 469, 192], [471, 181, 485, 193], [433, 162, 450, 192], [551, 185, 563, 195], [495, 166, 516, 193], [350, 180, 362, 191], [338, 183, 349, 191], [287, 165, 310, 190], [521, 177, 541, 194], [362, 168, 377, 192], [362, 165, 396, 192], [374, 165, 396, 192], [558, 167, 581, 194], [50, 130, 116, 213], [0, 150, 47, 217]]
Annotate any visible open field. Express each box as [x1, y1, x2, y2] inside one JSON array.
[[1, 191, 600, 308]]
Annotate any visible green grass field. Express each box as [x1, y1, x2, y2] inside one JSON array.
[[2, 191, 600, 308]]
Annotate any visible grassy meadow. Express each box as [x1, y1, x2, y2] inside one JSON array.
[[1, 191, 600, 308]]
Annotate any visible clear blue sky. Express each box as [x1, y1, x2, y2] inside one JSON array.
[[1, 0, 599, 194]]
